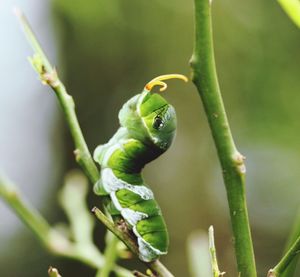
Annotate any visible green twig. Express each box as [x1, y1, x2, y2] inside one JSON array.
[[208, 226, 225, 277], [16, 10, 172, 277], [59, 171, 95, 246], [92, 207, 174, 277], [15, 8, 99, 184], [92, 207, 139, 254], [0, 173, 132, 277], [190, 1, 257, 276], [281, 209, 300, 277], [133, 271, 150, 277], [267, 234, 300, 277], [0, 174, 58, 249]]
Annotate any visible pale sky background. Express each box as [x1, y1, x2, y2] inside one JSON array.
[[0, 0, 62, 247]]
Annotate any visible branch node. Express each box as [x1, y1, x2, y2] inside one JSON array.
[[42, 69, 60, 88], [232, 151, 246, 174], [190, 1, 257, 274]]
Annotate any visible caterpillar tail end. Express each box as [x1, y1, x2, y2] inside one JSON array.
[[137, 237, 167, 262]]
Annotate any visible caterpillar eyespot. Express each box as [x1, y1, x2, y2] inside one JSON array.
[[153, 116, 164, 130], [93, 74, 188, 262]]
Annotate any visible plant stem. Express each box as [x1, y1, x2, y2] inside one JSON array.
[[281, 209, 300, 277], [96, 233, 120, 277], [92, 207, 139, 254], [190, 1, 256, 276], [208, 226, 225, 277], [92, 207, 174, 277], [16, 10, 173, 277], [59, 171, 95, 246], [0, 174, 52, 247], [268, 234, 300, 277], [147, 260, 174, 277], [0, 174, 132, 277], [15, 8, 99, 184], [132, 271, 149, 277]]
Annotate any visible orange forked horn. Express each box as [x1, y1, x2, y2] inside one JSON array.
[[145, 74, 188, 92]]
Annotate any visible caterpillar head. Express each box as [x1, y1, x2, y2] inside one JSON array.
[[137, 74, 187, 150], [119, 74, 187, 150]]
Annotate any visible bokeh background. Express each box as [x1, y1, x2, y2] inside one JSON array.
[[1, 0, 300, 276]]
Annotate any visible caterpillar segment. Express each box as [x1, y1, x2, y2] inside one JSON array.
[[93, 74, 187, 262]]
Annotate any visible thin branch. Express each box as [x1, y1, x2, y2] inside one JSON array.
[[16, 10, 173, 277], [190, 1, 257, 276], [15, 8, 99, 184], [133, 271, 150, 277], [147, 260, 174, 277], [281, 208, 300, 277], [0, 173, 132, 276], [0, 174, 68, 253], [59, 171, 95, 246], [92, 207, 139, 254], [208, 226, 225, 277], [92, 207, 174, 277], [267, 234, 300, 277]]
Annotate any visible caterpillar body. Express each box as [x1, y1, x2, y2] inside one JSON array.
[[93, 74, 187, 262]]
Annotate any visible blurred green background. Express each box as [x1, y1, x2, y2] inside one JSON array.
[[1, 0, 300, 276]]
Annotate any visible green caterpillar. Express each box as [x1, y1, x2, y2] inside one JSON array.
[[93, 74, 187, 262]]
